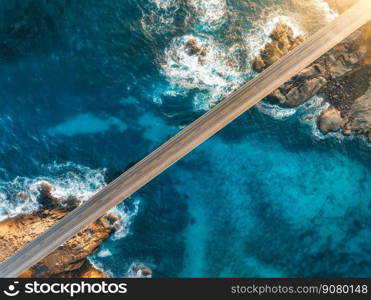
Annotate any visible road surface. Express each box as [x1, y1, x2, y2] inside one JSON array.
[[1, 0, 370, 278]]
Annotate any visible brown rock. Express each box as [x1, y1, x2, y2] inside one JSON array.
[[0, 184, 119, 278], [325, 0, 358, 13], [318, 107, 344, 134], [140, 268, 152, 277], [252, 22, 305, 72], [185, 39, 208, 57], [344, 86, 371, 141], [252, 56, 265, 73]]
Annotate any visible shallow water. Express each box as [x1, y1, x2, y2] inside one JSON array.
[[0, 0, 370, 277]]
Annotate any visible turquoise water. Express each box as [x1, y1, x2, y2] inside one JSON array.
[[0, 0, 370, 277]]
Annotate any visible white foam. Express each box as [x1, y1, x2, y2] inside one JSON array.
[[310, 0, 338, 22], [297, 95, 344, 141], [126, 262, 153, 278], [141, 0, 179, 37], [189, 0, 227, 30], [110, 197, 141, 240], [0, 162, 106, 221], [97, 249, 112, 258], [150, 0, 176, 10], [244, 14, 305, 61], [256, 101, 297, 120], [161, 34, 244, 110], [87, 258, 113, 277]]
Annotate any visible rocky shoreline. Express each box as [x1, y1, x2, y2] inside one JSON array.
[[0, 182, 119, 278], [252, 18, 371, 142]]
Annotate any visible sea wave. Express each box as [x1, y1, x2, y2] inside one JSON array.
[[256, 101, 297, 120], [0, 161, 141, 240], [110, 197, 141, 241], [0, 162, 106, 221], [188, 0, 227, 30], [311, 0, 338, 21], [151, 0, 336, 114], [141, 0, 180, 37], [97, 248, 112, 258], [161, 34, 245, 110], [244, 14, 304, 61], [298, 95, 340, 141]]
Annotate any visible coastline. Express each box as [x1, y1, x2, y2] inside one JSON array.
[[252, 17, 371, 142], [0, 183, 118, 278]]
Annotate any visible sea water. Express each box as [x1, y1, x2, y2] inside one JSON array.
[[0, 0, 370, 277]]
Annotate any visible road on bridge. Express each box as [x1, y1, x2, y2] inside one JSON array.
[[1, 0, 370, 278]]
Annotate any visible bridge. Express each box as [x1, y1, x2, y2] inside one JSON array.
[[0, 0, 370, 278]]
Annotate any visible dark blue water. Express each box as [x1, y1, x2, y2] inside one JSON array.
[[0, 0, 370, 277]]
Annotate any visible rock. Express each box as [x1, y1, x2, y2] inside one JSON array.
[[344, 86, 371, 141], [286, 77, 327, 107], [304, 114, 314, 120], [321, 66, 370, 113], [318, 107, 344, 134], [254, 23, 367, 107], [252, 56, 265, 73], [185, 39, 208, 57], [37, 181, 81, 209], [139, 268, 152, 278], [271, 76, 327, 107], [0, 183, 120, 278], [50, 261, 108, 278], [328, 58, 354, 78], [19, 261, 107, 278], [252, 22, 305, 72], [360, 22, 371, 65], [325, 0, 358, 13], [253, 21, 371, 141]]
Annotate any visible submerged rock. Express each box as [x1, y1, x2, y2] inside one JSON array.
[[0, 182, 119, 278]]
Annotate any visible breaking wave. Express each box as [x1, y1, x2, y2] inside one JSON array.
[[256, 101, 297, 120], [0, 162, 106, 221], [244, 14, 305, 60], [161, 34, 245, 110], [153, 0, 337, 112], [188, 0, 227, 31], [126, 262, 153, 278], [110, 197, 141, 241]]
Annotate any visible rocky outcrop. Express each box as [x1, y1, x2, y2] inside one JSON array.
[[318, 106, 344, 134], [262, 29, 366, 107], [253, 21, 371, 141], [252, 22, 304, 72], [326, 0, 358, 13], [343, 86, 371, 140], [0, 182, 119, 278], [185, 39, 208, 57], [184, 39, 209, 65]]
